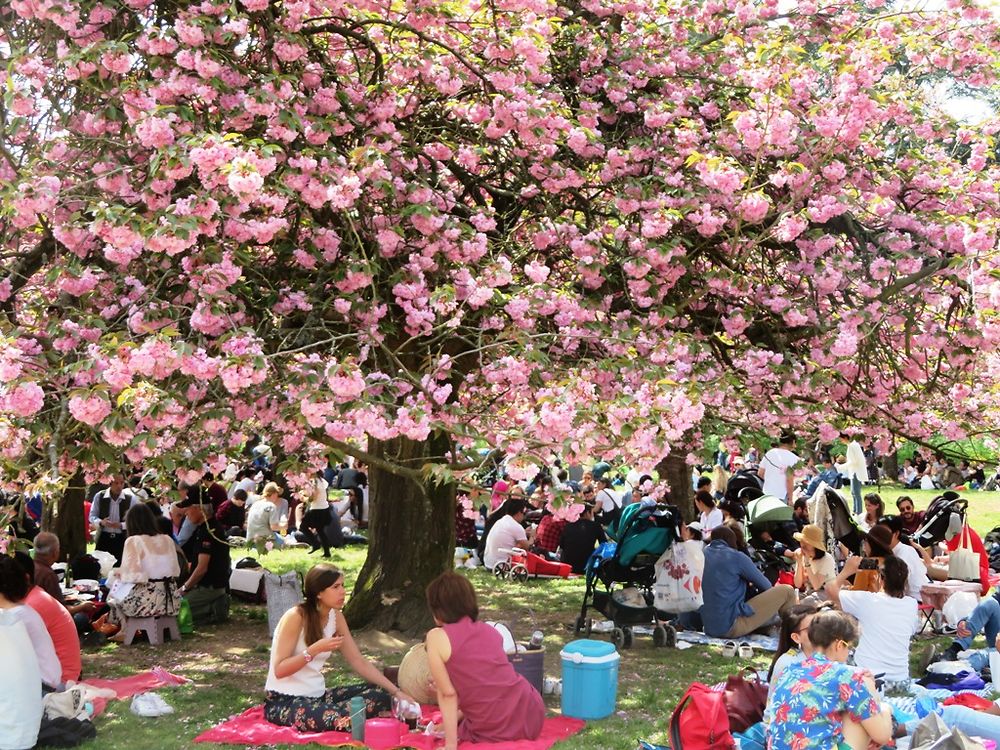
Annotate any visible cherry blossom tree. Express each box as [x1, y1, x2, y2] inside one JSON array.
[[1, 0, 999, 627]]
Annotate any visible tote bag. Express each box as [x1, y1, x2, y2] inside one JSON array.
[[653, 540, 704, 614], [948, 526, 980, 582], [265, 570, 303, 635]]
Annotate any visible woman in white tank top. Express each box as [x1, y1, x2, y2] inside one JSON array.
[[263, 564, 416, 732]]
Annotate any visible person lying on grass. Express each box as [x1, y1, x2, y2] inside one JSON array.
[[264, 564, 416, 732], [424, 572, 545, 750]]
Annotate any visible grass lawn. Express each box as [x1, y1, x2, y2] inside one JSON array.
[[79, 486, 1000, 750]]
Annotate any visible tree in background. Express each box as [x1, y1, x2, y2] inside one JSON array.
[[1, 0, 998, 628]]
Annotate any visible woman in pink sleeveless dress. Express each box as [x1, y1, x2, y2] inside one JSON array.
[[425, 572, 545, 750]]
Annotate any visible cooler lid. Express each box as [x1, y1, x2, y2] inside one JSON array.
[[560, 639, 620, 664]]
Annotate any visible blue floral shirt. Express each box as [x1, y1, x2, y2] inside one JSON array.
[[766, 654, 880, 750]]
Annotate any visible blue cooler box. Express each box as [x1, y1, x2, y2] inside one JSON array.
[[560, 639, 620, 720]]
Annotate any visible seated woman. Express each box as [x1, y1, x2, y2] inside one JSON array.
[[264, 564, 413, 732], [829, 556, 917, 683], [854, 493, 884, 533], [767, 609, 893, 750], [0, 554, 60, 690], [791, 524, 835, 602], [107, 503, 182, 626], [424, 572, 545, 749], [0, 555, 45, 750], [766, 602, 821, 702], [699, 526, 797, 638]]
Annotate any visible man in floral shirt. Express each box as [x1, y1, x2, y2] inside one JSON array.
[[767, 609, 893, 750]]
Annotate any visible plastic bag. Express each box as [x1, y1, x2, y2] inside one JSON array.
[[910, 712, 986, 749], [653, 540, 704, 614], [942, 591, 979, 627], [178, 598, 194, 635]]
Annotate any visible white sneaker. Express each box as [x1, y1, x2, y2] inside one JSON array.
[[130, 692, 174, 717]]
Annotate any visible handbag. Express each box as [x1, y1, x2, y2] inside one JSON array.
[[723, 668, 769, 734], [948, 526, 980, 582]]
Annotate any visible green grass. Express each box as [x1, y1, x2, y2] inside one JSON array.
[[80, 487, 1000, 749]]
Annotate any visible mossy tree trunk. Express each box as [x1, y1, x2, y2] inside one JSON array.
[[657, 452, 694, 523], [42, 470, 87, 561], [343, 431, 455, 634]]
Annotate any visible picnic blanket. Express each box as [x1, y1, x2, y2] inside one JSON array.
[[194, 706, 586, 749], [674, 630, 779, 652], [79, 666, 190, 717]]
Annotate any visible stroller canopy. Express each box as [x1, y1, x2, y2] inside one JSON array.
[[746, 496, 794, 526], [913, 492, 967, 547]]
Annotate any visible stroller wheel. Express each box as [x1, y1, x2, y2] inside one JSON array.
[[622, 627, 634, 649], [493, 561, 511, 579], [653, 624, 676, 649], [511, 564, 529, 583], [574, 615, 593, 635], [611, 627, 626, 650]]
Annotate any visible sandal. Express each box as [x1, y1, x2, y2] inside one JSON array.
[[738, 643, 754, 659], [722, 640, 738, 658]]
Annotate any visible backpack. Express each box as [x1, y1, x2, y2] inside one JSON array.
[[669, 683, 735, 750]]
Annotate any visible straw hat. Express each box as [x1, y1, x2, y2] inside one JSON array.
[[793, 524, 825, 550]]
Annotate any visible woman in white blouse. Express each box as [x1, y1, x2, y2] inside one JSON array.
[[107, 503, 181, 625]]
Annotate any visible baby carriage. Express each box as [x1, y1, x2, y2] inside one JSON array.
[[744, 495, 797, 584], [724, 469, 764, 506], [913, 491, 967, 548], [574, 500, 678, 650], [807, 482, 865, 556]]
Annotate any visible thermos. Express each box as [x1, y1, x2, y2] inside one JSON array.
[[350, 696, 366, 741]]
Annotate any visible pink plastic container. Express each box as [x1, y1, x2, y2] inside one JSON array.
[[980, 741, 995, 750], [364, 718, 403, 750]]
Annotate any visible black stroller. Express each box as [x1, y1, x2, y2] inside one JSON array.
[[575, 502, 678, 650], [913, 491, 968, 548], [725, 469, 764, 506]]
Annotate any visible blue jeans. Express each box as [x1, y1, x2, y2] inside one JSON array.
[[940, 705, 1000, 738], [955, 596, 1000, 651], [850, 476, 863, 515]]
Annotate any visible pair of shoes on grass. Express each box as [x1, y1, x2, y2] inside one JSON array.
[[722, 641, 754, 659]]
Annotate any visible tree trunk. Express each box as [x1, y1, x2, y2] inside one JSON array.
[[882, 451, 898, 484], [657, 452, 694, 523], [343, 431, 455, 634], [42, 470, 87, 561]]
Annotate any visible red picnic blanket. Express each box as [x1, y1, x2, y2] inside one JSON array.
[[194, 705, 586, 749]]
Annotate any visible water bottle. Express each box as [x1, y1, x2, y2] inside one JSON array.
[[350, 696, 366, 740], [528, 630, 544, 650]]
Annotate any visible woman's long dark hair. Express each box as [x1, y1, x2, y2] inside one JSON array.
[[297, 564, 343, 646], [767, 602, 822, 682], [125, 502, 160, 537]]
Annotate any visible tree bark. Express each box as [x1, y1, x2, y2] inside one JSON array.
[[657, 452, 694, 523], [343, 431, 455, 634], [42, 470, 87, 561], [882, 450, 898, 483]]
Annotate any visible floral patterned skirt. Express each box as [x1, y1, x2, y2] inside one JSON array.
[[264, 684, 391, 733], [108, 579, 181, 625]]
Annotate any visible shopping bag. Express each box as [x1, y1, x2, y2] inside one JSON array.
[[177, 598, 194, 635], [653, 540, 704, 614], [948, 526, 980, 582]]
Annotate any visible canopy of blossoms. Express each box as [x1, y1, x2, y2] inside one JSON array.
[[0, 0, 998, 496]]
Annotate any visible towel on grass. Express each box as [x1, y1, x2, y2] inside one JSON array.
[[194, 706, 586, 749], [79, 666, 190, 716]]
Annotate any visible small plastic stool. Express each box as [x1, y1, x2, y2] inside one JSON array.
[[122, 615, 181, 646]]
